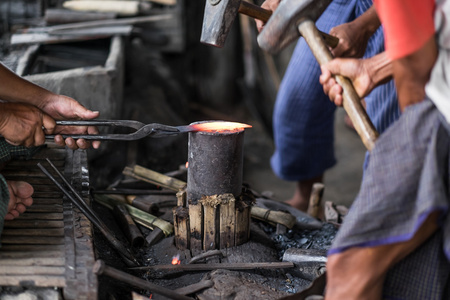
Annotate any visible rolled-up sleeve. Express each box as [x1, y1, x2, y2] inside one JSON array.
[[374, 0, 436, 59]]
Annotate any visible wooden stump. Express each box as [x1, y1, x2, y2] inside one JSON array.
[[173, 192, 254, 251]]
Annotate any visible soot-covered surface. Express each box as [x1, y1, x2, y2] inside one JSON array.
[[93, 194, 338, 300]]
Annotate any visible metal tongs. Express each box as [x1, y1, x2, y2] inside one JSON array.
[[48, 120, 198, 141]]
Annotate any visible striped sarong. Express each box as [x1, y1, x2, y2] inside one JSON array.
[[271, 0, 400, 181], [329, 100, 450, 299]]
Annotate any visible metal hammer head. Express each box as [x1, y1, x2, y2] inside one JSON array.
[[200, 0, 241, 48], [257, 0, 332, 53]]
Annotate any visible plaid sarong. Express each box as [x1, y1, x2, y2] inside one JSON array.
[[329, 100, 450, 299]]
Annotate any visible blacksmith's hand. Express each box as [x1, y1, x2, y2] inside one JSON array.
[[329, 22, 371, 58], [0, 102, 55, 147], [319, 58, 372, 107], [255, 0, 281, 33], [38, 94, 100, 150]]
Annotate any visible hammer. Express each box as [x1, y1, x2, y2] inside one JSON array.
[[258, 0, 378, 151], [201, 0, 339, 48]]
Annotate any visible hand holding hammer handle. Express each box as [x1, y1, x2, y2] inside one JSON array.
[[299, 20, 378, 150], [241, 1, 339, 48]]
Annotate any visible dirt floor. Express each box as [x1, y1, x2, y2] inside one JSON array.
[[243, 107, 366, 209]]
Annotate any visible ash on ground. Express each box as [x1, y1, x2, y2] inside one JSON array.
[[258, 221, 338, 260]]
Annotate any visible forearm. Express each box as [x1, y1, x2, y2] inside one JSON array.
[[393, 36, 438, 110], [0, 62, 53, 108], [349, 6, 381, 39], [365, 52, 392, 87]]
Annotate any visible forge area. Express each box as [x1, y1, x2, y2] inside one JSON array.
[[0, 1, 366, 299]]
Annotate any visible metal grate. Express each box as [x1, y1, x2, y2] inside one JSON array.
[[0, 145, 97, 300]]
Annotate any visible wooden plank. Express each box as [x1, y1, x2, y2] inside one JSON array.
[[3, 169, 61, 177], [0, 257, 65, 266], [189, 203, 203, 251], [0, 275, 65, 287], [2, 177, 58, 185], [0, 244, 65, 252], [3, 220, 64, 229], [25, 205, 63, 213], [30, 197, 63, 203], [173, 207, 189, 250], [17, 212, 63, 220], [0, 251, 63, 259], [1, 236, 64, 245], [0, 265, 65, 275], [203, 204, 217, 251], [235, 201, 250, 246], [2, 228, 64, 236], [219, 197, 235, 249], [2, 160, 64, 170]]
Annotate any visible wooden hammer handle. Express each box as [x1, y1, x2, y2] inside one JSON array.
[[298, 20, 378, 151], [239, 1, 339, 48]]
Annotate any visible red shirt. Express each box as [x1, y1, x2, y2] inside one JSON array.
[[374, 0, 436, 59]]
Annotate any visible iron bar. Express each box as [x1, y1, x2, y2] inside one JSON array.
[[37, 161, 139, 267], [93, 260, 192, 300]]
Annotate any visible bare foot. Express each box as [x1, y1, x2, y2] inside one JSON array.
[[6, 181, 33, 220], [285, 176, 323, 212]]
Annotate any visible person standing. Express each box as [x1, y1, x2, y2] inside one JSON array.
[[256, 0, 400, 211], [320, 0, 450, 298]]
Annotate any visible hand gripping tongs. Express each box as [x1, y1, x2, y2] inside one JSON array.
[[47, 120, 198, 141]]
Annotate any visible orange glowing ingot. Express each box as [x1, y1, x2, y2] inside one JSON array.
[[190, 121, 252, 133]]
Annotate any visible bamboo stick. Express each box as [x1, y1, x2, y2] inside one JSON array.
[[307, 183, 325, 219], [219, 195, 235, 249], [173, 207, 190, 250], [145, 0, 177, 6], [94, 195, 173, 235], [123, 166, 186, 191], [188, 202, 203, 251], [176, 189, 186, 207], [63, 1, 149, 17], [202, 204, 217, 251], [251, 206, 296, 229], [235, 200, 250, 246]]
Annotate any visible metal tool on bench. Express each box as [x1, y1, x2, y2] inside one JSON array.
[[257, 0, 378, 151], [200, 0, 338, 48]]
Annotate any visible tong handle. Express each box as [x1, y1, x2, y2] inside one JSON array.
[[48, 121, 181, 141], [56, 119, 145, 130]]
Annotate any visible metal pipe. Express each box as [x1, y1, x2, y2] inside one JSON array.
[[186, 121, 245, 204], [113, 204, 145, 248], [93, 260, 192, 300]]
